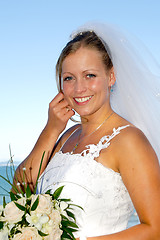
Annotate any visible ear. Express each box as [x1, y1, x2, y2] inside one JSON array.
[[108, 67, 116, 87]]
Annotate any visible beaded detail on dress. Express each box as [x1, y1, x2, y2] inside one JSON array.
[[37, 125, 134, 237], [80, 125, 130, 159]]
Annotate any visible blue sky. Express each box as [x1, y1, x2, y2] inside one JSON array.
[[0, 0, 160, 161]]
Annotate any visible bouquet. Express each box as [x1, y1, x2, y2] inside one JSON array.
[[0, 149, 82, 240]]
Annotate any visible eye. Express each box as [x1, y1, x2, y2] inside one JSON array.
[[86, 74, 96, 79], [63, 76, 73, 81]]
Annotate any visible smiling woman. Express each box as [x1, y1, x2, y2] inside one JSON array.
[[61, 47, 114, 118], [13, 23, 160, 240]]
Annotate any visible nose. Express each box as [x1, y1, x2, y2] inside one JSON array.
[[74, 78, 87, 94]]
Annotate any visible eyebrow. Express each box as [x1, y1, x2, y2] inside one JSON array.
[[62, 69, 100, 75], [83, 69, 99, 73], [62, 72, 73, 75]]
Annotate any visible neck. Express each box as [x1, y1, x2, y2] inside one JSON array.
[[80, 106, 113, 136]]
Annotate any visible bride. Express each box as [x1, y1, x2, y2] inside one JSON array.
[[14, 23, 160, 239]]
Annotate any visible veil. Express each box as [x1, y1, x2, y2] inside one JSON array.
[[70, 22, 160, 161]]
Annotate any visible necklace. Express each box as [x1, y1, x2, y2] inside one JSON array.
[[71, 111, 114, 153]]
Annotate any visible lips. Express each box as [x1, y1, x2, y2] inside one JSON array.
[[74, 96, 92, 103]]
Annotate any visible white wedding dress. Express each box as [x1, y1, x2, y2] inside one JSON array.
[[37, 125, 134, 237]]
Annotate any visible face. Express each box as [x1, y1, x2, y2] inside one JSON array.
[[61, 47, 112, 117]]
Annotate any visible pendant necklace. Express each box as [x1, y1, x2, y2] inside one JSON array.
[[71, 111, 114, 153]]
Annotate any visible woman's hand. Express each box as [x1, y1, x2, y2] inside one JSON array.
[[46, 92, 75, 135], [12, 93, 75, 190]]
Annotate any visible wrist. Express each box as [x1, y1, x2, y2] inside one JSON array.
[[43, 123, 61, 139]]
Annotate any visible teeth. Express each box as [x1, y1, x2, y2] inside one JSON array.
[[75, 96, 92, 103]]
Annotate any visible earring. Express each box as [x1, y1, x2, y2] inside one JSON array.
[[110, 84, 113, 92]]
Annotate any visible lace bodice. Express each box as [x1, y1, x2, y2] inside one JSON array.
[[37, 125, 134, 237]]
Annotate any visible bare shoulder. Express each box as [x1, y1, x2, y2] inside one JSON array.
[[100, 112, 157, 168], [115, 125, 160, 185], [116, 125, 158, 161], [115, 127, 160, 229], [105, 112, 159, 170]]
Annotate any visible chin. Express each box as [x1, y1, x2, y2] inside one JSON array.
[[77, 109, 96, 118]]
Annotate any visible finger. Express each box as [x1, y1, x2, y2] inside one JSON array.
[[65, 106, 70, 113], [63, 109, 75, 120], [49, 92, 65, 107], [57, 99, 70, 109], [49, 101, 70, 118], [58, 105, 72, 116], [65, 104, 73, 112]]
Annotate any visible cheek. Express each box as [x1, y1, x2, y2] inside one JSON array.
[[90, 78, 108, 92], [62, 84, 74, 105], [62, 83, 73, 96]]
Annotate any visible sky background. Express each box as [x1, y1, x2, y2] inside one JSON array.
[[0, 0, 160, 162]]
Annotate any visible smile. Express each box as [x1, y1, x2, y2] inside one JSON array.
[[74, 96, 92, 103]]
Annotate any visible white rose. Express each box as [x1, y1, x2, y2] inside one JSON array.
[[42, 218, 62, 240], [4, 200, 24, 224], [31, 194, 52, 215], [50, 209, 61, 227], [0, 227, 9, 240], [12, 227, 41, 240], [44, 228, 62, 240], [41, 209, 61, 238]]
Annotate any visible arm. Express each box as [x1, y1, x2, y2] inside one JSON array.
[[13, 92, 74, 191], [89, 127, 160, 240]]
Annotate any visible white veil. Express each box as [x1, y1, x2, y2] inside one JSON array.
[[70, 22, 160, 161]]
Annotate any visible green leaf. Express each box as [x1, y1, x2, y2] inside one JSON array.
[[65, 228, 78, 233], [45, 189, 51, 195], [0, 171, 22, 195], [14, 202, 26, 211], [34, 151, 45, 194], [38, 230, 48, 237], [16, 194, 22, 199], [63, 227, 75, 239], [15, 229, 22, 234], [61, 220, 79, 229], [0, 221, 4, 230], [66, 210, 76, 221], [69, 203, 84, 211], [0, 175, 15, 190], [61, 214, 69, 221], [26, 184, 32, 198], [31, 195, 39, 211], [53, 185, 64, 200], [10, 191, 18, 201], [26, 198, 31, 206], [59, 198, 72, 202], [3, 196, 6, 208], [61, 231, 73, 240], [10, 225, 17, 236]]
